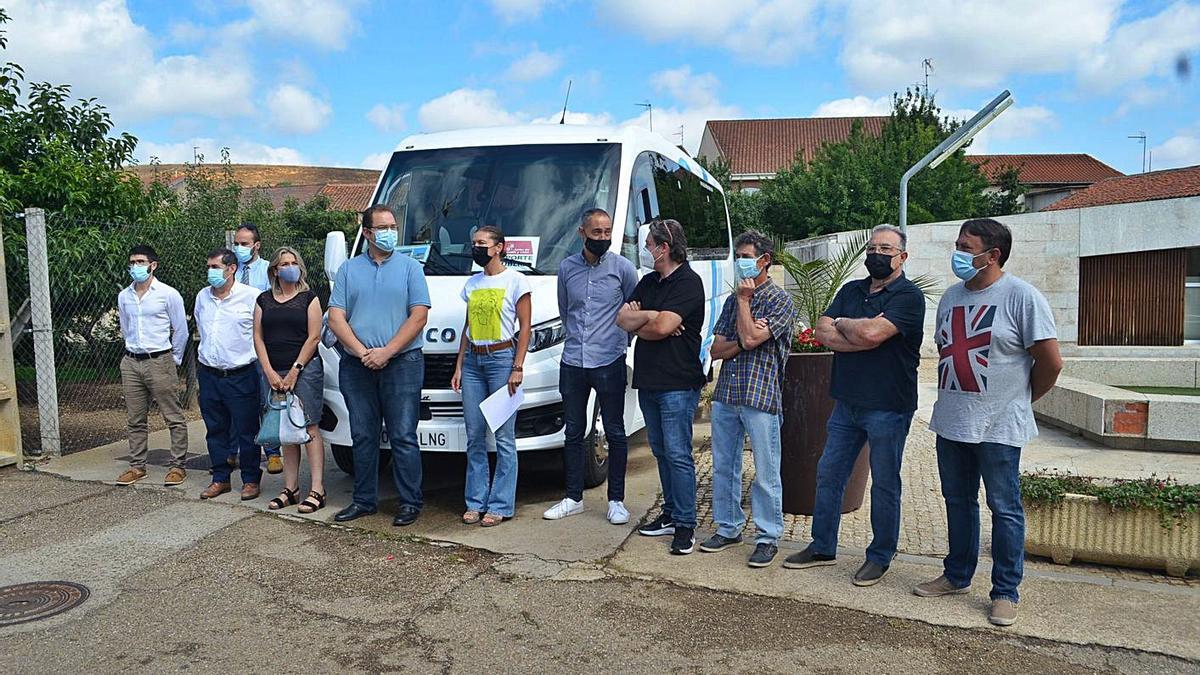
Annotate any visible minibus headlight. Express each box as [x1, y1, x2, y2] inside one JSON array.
[[528, 319, 566, 352]]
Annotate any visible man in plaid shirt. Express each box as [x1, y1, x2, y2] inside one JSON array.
[[701, 231, 795, 567]]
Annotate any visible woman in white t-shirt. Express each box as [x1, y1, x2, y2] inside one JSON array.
[[450, 226, 532, 527]]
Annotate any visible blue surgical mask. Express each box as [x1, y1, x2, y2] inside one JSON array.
[[234, 245, 254, 263], [278, 265, 301, 283], [951, 250, 988, 281], [735, 255, 763, 280], [207, 268, 228, 288], [373, 228, 398, 252], [129, 264, 151, 283]]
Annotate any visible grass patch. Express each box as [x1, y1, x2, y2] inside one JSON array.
[[1117, 386, 1200, 397]]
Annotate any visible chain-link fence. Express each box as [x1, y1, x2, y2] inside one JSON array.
[[5, 208, 339, 456]]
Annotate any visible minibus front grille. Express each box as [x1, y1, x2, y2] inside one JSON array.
[[423, 353, 458, 389]]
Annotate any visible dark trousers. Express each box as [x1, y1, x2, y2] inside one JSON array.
[[198, 365, 262, 485], [560, 358, 629, 502], [339, 347, 424, 511]]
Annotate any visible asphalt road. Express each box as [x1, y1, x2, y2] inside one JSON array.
[[1, 470, 1192, 674]]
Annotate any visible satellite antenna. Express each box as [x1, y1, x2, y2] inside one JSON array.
[[559, 79, 572, 125]]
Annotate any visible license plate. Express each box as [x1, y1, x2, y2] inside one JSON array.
[[381, 427, 459, 450]]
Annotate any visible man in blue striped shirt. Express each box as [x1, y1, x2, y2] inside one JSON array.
[[543, 208, 638, 525], [702, 231, 795, 568]]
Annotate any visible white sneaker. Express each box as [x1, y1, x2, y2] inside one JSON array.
[[543, 498, 584, 520], [607, 500, 630, 525]]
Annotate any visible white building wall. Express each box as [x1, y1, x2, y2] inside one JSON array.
[[784, 196, 1200, 355]]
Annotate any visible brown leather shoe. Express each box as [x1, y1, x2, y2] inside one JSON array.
[[116, 467, 147, 485], [164, 467, 187, 486], [200, 482, 231, 499], [240, 483, 261, 501]]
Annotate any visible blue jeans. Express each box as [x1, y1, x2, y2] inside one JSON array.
[[254, 361, 280, 458], [639, 388, 700, 529], [339, 347, 424, 511], [710, 401, 784, 544], [936, 436, 1025, 603], [811, 401, 913, 566], [560, 358, 629, 502], [198, 365, 261, 485], [461, 348, 519, 517]]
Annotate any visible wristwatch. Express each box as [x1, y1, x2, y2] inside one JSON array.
[[736, 335, 746, 351], [292, 361, 304, 372]]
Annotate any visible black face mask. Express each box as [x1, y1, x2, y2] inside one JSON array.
[[472, 245, 495, 267], [584, 237, 610, 257], [864, 252, 896, 279]]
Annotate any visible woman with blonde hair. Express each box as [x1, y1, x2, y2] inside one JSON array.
[[253, 246, 327, 512]]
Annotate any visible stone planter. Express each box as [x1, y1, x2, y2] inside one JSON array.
[[779, 351, 869, 516], [1025, 494, 1200, 577]]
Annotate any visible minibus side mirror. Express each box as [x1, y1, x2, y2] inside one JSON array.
[[324, 231, 348, 281]]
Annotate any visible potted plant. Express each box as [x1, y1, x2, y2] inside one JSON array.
[[774, 231, 872, 516], [1021, 472, 1200, 577]]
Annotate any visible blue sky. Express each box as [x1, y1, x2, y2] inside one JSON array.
[[5, 0, 1200, 174]]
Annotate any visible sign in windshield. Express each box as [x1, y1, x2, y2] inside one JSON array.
[[373, 143, 621, 276]]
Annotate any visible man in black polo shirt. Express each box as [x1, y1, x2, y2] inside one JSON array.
[[617, 219, 706, 555], [783, 224, 925, 586]]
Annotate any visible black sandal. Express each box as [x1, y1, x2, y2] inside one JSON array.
[[297, 490, 326, 514], [268, 487, 299, 510]]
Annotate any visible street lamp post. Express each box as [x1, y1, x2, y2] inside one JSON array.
[[899, 89, 1014, 232]]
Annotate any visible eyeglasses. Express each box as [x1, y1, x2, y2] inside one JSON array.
[[865, 245, 903, 254], [370, 225, 399, 232]]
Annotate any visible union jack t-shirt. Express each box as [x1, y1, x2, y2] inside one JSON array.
[[928, 273, 1056, 448]]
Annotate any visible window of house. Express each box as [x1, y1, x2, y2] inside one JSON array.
[[1186, 248, 1200, 342]]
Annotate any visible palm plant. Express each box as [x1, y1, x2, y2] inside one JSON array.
[[775, 229, 940, 334]]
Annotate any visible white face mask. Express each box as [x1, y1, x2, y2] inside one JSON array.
[[640, 243, 663, 269]]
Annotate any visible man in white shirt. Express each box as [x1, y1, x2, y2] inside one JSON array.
[[115, 245, 190, 487], [195, 247, 264, 500], [233, 222, 282, 474]]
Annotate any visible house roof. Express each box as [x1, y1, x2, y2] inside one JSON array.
[[129, 163, 380, 188], [319, 183, 376, 212], [1042, 165, 1200, 211], [965, 154, 1123, 186], [703, 117, 887, 176], [242, 184, 325, 210]]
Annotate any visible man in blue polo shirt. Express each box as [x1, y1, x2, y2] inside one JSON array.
[[328, 204, 431, 526], [783, 224, 925, 586]]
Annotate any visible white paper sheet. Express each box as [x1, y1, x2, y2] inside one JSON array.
[[480, 385, 524, 432]]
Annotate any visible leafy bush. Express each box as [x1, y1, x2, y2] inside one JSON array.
[[1021, 472, 1200, 529]]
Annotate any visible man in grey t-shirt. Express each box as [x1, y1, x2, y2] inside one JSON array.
[[914, 218, 1062, 628]]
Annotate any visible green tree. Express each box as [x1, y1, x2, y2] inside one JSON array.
[[985, 165, 1026, 216], [696, 155, 768, 238]]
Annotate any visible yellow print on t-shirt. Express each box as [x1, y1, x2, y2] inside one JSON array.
[[467, 287, 506, 342]]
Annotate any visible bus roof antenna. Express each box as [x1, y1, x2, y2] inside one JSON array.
[[559, 80, 572, 124]]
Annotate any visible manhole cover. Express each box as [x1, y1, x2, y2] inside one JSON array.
[[0, 582, 90, 627]]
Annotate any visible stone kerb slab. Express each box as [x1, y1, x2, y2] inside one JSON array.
[[1062, 358, 1200, 388], [1035, 375, 1200, 452]]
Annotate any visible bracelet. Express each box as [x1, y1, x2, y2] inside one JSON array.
[[736, 335, 746, 351], [292, 361, 304, 372], [511, 365, 523, 372]]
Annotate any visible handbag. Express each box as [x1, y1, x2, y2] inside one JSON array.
[[255, 391, 311, 446]]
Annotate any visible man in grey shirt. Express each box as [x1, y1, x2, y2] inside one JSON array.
[[915, 218, 1062, 628], [543, 208, 638, 525]]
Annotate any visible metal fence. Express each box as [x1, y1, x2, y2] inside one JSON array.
[[6, 207, 334, 457]]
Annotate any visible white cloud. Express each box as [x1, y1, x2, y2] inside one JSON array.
[[360, 151, 395, 170], [243, 0, 360, 50], [1151, 133, 1200, 170], [417, 88, 521, 132], [488, 0, 552, 22], [530, 110, 615, 126], [840, 0, 1119, 90], [623, 103, 741, 154], [136, 138, 307, 165], [267, 84, 333, 135], [4, 0, 255, 121], [1078, 2, 1200, 90], [944, 104, 1056, 154], [366, 103, 409, 134], [601, 0, 819, 64], [812, 95, 892, 117], [504, 49, 563, 82], [650, 66, 721, 108]]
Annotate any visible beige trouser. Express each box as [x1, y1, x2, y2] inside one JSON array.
[[121, 354, 188, 468]]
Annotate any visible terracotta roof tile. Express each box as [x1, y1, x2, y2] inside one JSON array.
[[319, 183, 376, 212], [242, 184, 325, 210], [704, 117, 887, 175], [1042, 165, 1200, 211], [965, 154, 1123, 185]]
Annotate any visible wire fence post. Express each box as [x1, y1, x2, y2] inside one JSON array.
[[26, 207, 61, 458]]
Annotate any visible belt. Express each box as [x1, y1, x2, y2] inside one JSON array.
[[469, 338, 514, 355], [126, 349, 171, 360], [199, 362, 255, 378]]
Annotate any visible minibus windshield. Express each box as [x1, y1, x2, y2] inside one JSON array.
[[373, 143, 621, 275]]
